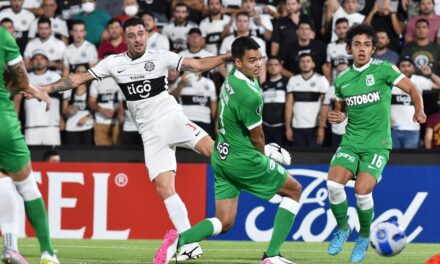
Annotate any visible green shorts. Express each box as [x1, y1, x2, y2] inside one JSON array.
[[212, 154, 288, 200], [330, 145, 390, 181], [0, 106, 30, 173]]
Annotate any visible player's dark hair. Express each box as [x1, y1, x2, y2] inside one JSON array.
[[416, 18, 430, 27], [122, 17, 145, 31], [0, 17, 13, 25], [345, 24, 377, 49], [298, 18, 314, 32], [37, 16, 51, 27], [335, 17, 349, 26], [70, 20, 86, 30], [236, 11, 250, 19], [231, 36, 260, 60], [174, 2, 189, 11], [298, 52, 315, 63], [141, 11, 155, 20], [107, 18, 122, 28]]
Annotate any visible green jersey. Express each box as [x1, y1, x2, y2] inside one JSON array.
[[212, 67, 264, 170], [335, 59, 404, 149], [0, 26, 22, 103]]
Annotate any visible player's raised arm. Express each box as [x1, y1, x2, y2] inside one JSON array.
[[395, 76, 427, 123], [42, 72, 95, 93], [180, 53, 231, 72]]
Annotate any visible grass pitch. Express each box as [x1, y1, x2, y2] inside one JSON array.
[[18, 238, 439, 264]]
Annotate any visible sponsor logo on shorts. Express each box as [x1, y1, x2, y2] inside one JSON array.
[[346, 91, 380, 106], [336, 152, 355, 162], [217, 142, 230, 160]]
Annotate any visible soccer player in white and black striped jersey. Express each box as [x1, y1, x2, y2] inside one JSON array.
[[40, 17, 231, 261]]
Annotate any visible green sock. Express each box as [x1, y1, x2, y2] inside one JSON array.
[[266, 207, 296, 257], [330, 200, 349, 231], [24, 198, 54, 255], [178, 219, 215, 248], [357, 206, 374, 238]]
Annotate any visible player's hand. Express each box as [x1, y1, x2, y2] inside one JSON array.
[[285, 127, 293, 142], [413, 111, 427, 124], [264, 143, 291, 166], [317, 127, 325, 145], [328, 110, 346, 124], [22, 84, 51, 111]]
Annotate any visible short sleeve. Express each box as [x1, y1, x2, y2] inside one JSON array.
[[326, 45, 331, 63], [89, 45, 99, 65], [23, 42, 32, 59], [270, 20, 281, 43], [2, 28, 22, 66], [63, 89, 72, 100], [323, 86, 335, 105], [89, 80, 98, 97], [286, 77, 295, 93], [383, 61, 404, 86], [237, 94, 263, 130], [88, 56, 111, 80], [320, 76, 330, 93], [163, 51, 183, 71], [207, 79, 217, 101], [219, 38, 229, 54]]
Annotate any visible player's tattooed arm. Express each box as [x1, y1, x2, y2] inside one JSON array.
[[9, 61, 29, 91], [180, 53, 232, 72], [44, 72, 95, 93]]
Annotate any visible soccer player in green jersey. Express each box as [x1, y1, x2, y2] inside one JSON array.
[[0, 26, 59, 264], [154, 37, 303, 264], [326, 25, 426, 262]]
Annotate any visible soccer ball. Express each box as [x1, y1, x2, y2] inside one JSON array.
[[369, 221, 407, 257]]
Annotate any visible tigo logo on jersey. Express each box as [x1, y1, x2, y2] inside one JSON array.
[[346, 91, 380, 106], [366, 74, 375, 86]]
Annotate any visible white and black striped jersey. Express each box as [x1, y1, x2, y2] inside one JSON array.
[[63, 40, 98, 73], [177, 75, 216, 124], [391, 74, 432, 131], [326, 41, 352, 81], [287, 73, 329, 128], [262, 76, 288, 127], [199, 14, 231, 55], [27, 70, 62, 128], [24, 35, 66, 62], [63, 89, 94, 132], [88, 49, 184, 129], [89, 77, 120, 125], [161, 21, 198, 53]]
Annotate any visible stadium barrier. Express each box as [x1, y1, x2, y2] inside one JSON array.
[[22, 147, 440, 243]]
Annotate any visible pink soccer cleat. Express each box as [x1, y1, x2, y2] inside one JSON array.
[[153, 229, 179, 264]]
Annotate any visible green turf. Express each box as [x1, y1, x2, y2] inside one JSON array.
[[16, 238, 439, 264]]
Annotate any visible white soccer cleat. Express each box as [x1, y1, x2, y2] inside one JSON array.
[[261, 253, 295, 264], [174, 242, 203, 261], [1, 248, 29, 264], [40, 251, 59, 264]]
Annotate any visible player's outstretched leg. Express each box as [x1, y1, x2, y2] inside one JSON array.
[[0, 176, 28, 264], [327, 180, 351, 255], [262, 176, 301, 264], [10, 166, 57, 263]]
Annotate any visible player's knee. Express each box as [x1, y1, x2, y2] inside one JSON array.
[[354, 185, 373, 195], [327, 180, 347, 204], [154, 182, 176, 200]]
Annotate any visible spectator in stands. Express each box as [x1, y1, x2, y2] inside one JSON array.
[[141, 11, 170, 51], [0, 17, 15, 36], [74, 0, 111, 46], [24, 17, 65, 72], [425, 107, 440, 149], [261, 57, 288, 145], [88, 75, 121, 146], [114, 0, 139, 24], [42, 149, 61, 162], [199, 0, 231, 55], [401, 18, 440, 77], [322, 0, 365, 43], [170, 71, 217, 137], [364, 0, 406, 53], [391, 56, 440, 149], [162, 2, 198, 53], [179, 28, 214, 58], [63, 20, 98, 76], [0, 0, 35, 52], [372, 30, 399, 64], [285, 53, 329, 147], [117, 96, 142, 145], [22, 50, 62, 145], [405, 0, 440, 44], [323, 17, 352, 84], [219, 11, 267, 82], [28, 0, 69, 44], [240, 0, 273, 41], [138, 0, 169, 26], [320, 61, 349, 147], [98, 19, 127, 59], [283, 19, 326, 77], [63, 65, 94, 145], [271, 0, 304, 60], [23, 0, 43, 15]]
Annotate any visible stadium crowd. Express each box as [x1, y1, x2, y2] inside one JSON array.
[[2, 0, 440, 149]]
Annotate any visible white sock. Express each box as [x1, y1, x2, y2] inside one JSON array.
[[0, 177, 19, 251], [164, 194, 191, 233], [356, 193, 374, 210], [14, 172, 42, 201], [327, 180, 347, 204]]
